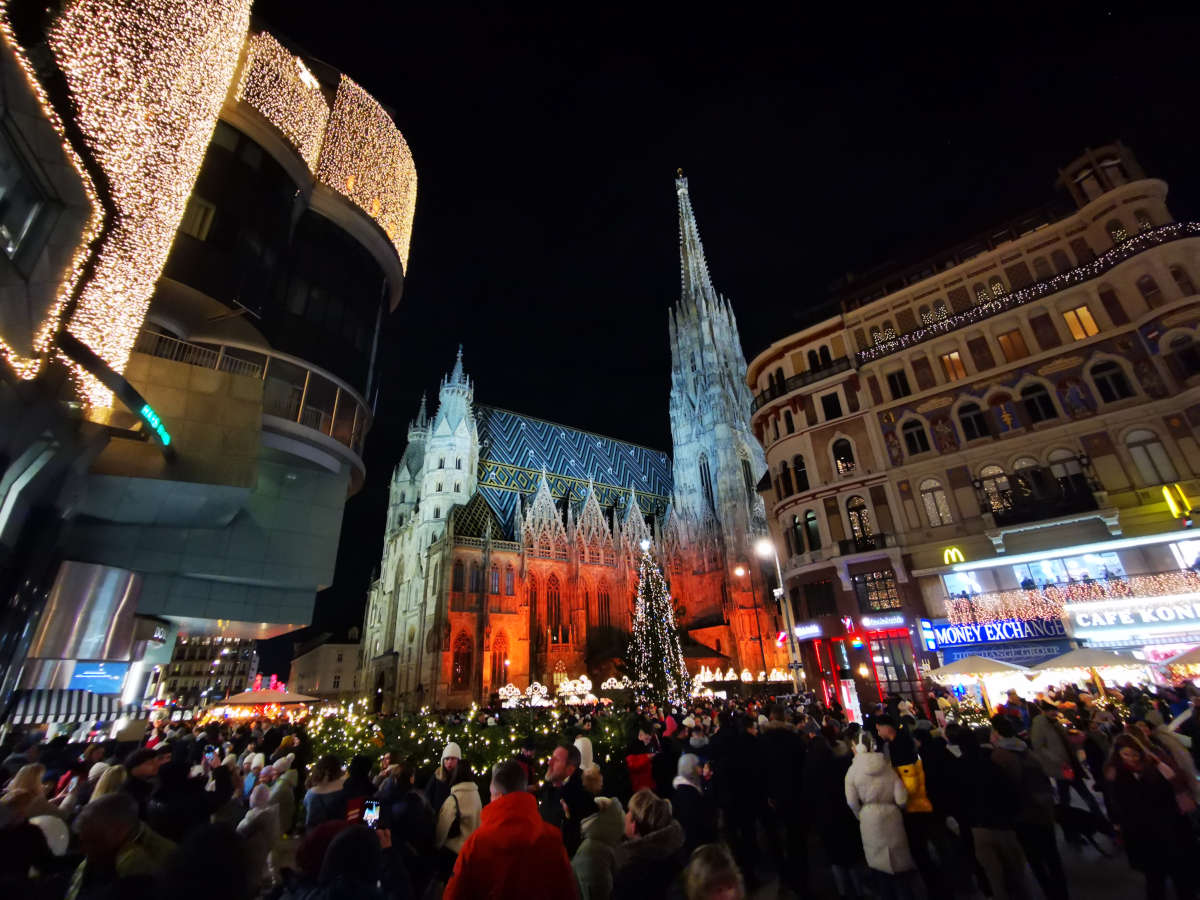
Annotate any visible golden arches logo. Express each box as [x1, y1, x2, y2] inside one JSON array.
[[943, 547, 965, 565]]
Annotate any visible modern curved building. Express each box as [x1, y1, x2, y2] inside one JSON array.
[[747, 144, 1200, 718], [0, 1, 415, 711]]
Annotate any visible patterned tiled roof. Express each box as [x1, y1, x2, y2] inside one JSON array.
[[474, 405, 673, 538]]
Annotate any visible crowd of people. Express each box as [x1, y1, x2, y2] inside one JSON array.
[[1, 679, 1199, 899]]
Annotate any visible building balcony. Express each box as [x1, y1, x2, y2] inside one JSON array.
[[133, 328, 369, 471], [856, 221, 1200, 365], [837, 532, 897, 556], [974, 470, 1100, 529], [752, 356, 851, 412]]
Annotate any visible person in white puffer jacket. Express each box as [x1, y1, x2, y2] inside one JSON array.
[[845, 730, 916, 892]]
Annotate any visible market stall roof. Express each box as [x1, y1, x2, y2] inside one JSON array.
[[932, 655, 1032, 678], [220, 689, 317, 705], [2, 689, 144, 725], [1031, 648, 1143, 670], [1164, 646, 1200, 666]]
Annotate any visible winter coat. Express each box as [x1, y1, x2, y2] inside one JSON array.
[[237, 804, 281, 890], [270, 774, 297, 832], [624, 744, 655, 794], [758, 720, 805, 807], [844, 750, 914, 875], [434, 780, 482, 855], [1107, 764, 1196, 871], [572, 797, 624, 900], [989, 737, 1055, 828], [303, 784, 347, 828], [443, 790, 575, 900], [612, 818, 686, 900], [670, 776, 718, 856], [803, 739, 864, 867], [1029, 712, 1075, 779]]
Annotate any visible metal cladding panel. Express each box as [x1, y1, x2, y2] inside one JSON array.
[[26, 562, 141, 661]]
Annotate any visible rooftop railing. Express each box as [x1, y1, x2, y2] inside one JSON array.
[[133, 329, 369, 456], [752, 356, 851, 412]]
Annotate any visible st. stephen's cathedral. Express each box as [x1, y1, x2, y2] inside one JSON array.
[[360, 176, 785, 710]]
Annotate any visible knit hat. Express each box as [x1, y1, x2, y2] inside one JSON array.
[[250, 753, 266, 770], [249, 783, 271, 809], [574, 736, 594, 770], [88, 762, 111, 782], [442, 742, 462, 761]]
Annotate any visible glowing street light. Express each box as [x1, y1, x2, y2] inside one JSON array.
[[733, 565, 747, 578]]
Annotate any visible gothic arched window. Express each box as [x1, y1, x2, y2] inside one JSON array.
[[504, 565, 515, 596], [527, 574, 538, 615], [452, 561, 464, 592], [452, 632, 472, 691], [490, 565, 500, 594], [598, 581, 612, 628], [740, 455, 754, 502], [469, 562, 482, 592], [490, 631, 508, 688], [548, 574, 563, 639], [698, 454, 715, 509]]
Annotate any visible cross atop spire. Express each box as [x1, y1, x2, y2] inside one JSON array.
[[449, 344, 466, 385], [676, 172, 715, 304]]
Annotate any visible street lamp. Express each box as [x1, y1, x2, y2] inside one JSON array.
[[755, 536, 802, 693]]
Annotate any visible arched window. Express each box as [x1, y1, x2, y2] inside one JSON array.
[[774, 367, 785, 392], [1171, 265, 1197, 297], [435, 481, 443, 493], [988, 276, 1006, 298], [919, 478, 952, 527], [490, 565, 500, 594], [553, 660, 567, 686], [819, 346, 832, 366], [469, 562, 482, 592], [456, 458, 463, 470], [740, 455, 754, 502], [1019, 384, 1057, 424], [598, 581, 611, 628], [793, 455, 808, 492], [1125, 429, 1179, 485], [784, 410, 795, 434], [698, 454, 715, 509], [438, 457, 445, 469], [1137, 274, 1163, 308], [505, 566, 515, 596], [433, 507, 440, 519], [1051, 249, 1072, 274], [1134, 209, 1153, 232], [790, 514, 804, 555], [1106, 218, 1128, 244], [807, 349, 819, 370], [527, 574, 538, 615], [490, 632, 508, 688], [832, 439, 855, 476], [1032, 257, 1053, 280], [804, 510, 821, 551], [979, 464, 1012, 514], [846, 496, 873, 541], [451, 632, 472, 691], [778, 461, 794, 497], [959, 403, 990, 441], [1090, 360, 1134, 403], [452, 560, 464, 591], [902, 420, 931, 455], [547, 574, 563, 639], [973, 283, 989, 303]]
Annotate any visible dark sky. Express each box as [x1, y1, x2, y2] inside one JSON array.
[[253, 5, 1200, 676]]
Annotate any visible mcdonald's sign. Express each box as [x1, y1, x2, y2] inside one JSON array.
[[943, 546, 965, 565]]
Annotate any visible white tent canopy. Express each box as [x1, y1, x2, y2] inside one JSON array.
[[219, 689, 317, 705], [1165, 646, 1200, 667], [932, 655, 1032, 679], [1032, 648, 1143, 671]]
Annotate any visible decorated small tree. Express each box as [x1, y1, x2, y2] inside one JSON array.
[[627, 540, 691, 707]]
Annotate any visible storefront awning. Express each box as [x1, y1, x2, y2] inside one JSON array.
[[2, 689, 143, 725]]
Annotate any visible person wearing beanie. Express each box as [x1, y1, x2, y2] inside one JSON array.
[[671, 753, 717, 856], [426, 741, 464, 815], [238, 783, 280, 892], [574, 735, 594, 770]]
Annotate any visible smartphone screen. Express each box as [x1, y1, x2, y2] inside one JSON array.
[[362, 800, 381, 829]]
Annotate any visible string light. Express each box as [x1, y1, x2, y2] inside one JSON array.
[[316, 75, 417, 270], [627, 545, 691, 706], [946, 570, 1200, 626], [235, 31, 330, 170], [0, 3, 102, 379], [47, 0, 253, 405], [857, 222, 1200, 365]]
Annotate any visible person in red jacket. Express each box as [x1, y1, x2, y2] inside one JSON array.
[[443, 759, 577, 900]]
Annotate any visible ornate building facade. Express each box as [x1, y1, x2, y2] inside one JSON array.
[[360, 176, 784, 710]]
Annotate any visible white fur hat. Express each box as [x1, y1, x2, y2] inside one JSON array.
[[442, 742, 462, 761]]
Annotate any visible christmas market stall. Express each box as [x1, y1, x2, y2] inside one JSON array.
[[1163, 645, 1200, 683], [931, 654, 1033, 713], [1030, 647, 1148, 696], [200, 688, 318, 723]]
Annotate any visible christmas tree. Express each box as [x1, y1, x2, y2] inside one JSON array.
[[627, 541, 691, 707]]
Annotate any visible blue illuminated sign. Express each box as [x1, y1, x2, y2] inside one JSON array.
[[68, 660, 128, 694], [928, 618, 1067, 649]]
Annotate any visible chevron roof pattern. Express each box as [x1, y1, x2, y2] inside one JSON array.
[[474, 405, 673, 537]]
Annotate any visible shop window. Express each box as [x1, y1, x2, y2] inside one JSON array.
[[996, 329, 1029, 363], [886, 370, 911, 400], [919, 478, 953, 527], [1125, 429, 1179, 485], [851, 570, 902, 612], [1020, 384, 1057, 424], [804, 510, 821, 551], [869, 633, 922, 700], [902, 420, 930, 455], [959, 403, 990, 441], [940, 351, 967, 381], [1062, 305, 1099, 340], [1090, 360, 1134, 403], [832, 439, 855, 476]]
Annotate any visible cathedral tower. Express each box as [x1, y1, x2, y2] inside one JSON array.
[[668, 173, 775, 670], [423, 346, 479, 533]]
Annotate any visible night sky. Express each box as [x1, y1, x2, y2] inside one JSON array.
[[253, 6, 1200, 676]]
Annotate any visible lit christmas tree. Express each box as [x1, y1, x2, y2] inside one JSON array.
[[627, 540, 691, 707]]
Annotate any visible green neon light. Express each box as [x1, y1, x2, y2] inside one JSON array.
[[139, 403, 171, 446]]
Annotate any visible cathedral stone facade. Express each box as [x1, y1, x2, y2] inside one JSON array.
[[359, 176, 784, 710]]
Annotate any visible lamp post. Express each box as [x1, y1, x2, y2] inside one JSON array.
[[756, 537, 802, 693]]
